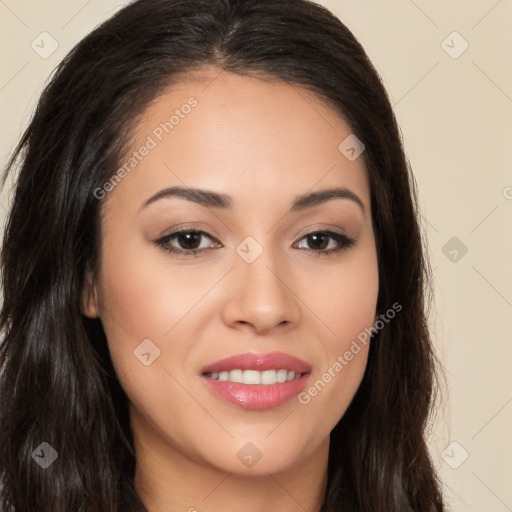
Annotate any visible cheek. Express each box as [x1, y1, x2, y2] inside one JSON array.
[[295, 279, 377, 449], [315, 244, 379, 347], [93, 234, 190, 385], [97, 232, 215, 341], [298, 244, 378, 418], [95, 239, 198, 439]]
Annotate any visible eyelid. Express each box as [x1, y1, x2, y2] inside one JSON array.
[[154, 223, 219, 240], [155, 227, 221, 249]]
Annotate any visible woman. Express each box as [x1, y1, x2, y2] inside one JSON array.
[[0, 0, 445, 510]]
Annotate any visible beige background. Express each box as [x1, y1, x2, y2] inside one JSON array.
[[1, 0, 511, 510]]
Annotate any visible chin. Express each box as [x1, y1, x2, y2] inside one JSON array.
[[197, 434, 320, 477]]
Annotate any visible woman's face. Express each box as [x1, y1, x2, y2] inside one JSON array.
[[85, 69, 379, 476]]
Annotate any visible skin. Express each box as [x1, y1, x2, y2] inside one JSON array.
[[84, 68, 379, 512]]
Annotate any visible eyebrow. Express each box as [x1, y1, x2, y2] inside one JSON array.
[[141, 186, 366, 215]]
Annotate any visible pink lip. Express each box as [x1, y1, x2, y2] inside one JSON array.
[[200, 351, 312, 410], [199, 351, 312, 374]]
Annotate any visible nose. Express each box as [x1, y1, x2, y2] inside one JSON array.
[[220, 249, 301, 335]]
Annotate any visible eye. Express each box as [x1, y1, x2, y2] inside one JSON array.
[[154, 229, 222, 257], [294, 230, 356, 257], [154, 228, 356, 259]]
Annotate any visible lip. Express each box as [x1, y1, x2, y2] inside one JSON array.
[[200, 351, 312, 410], [199, 351, 312, 374]]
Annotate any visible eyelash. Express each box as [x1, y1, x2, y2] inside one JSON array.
[[154, 228, 356, 259]]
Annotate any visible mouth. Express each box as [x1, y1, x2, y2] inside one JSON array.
[[200, 351, 312, 410]]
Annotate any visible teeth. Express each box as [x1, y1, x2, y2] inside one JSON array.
[[277, 369, 288, 383], [229, 369, 243, 383], [261, 370, 276, 385], [243, 370, 261, 384], [206, 369, 302, 384]]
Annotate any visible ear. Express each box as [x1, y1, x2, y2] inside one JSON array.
[[82, 272, 100, 318]]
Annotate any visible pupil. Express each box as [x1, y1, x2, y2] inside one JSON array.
[[179, 232, 201, 250], [309, 233, 328, 250]]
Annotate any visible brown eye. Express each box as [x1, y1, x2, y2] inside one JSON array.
[[295, 231, 356, 256], [155, 229, 221, 257], [303, 233, 330, 250], [174, 231, 204, 250]]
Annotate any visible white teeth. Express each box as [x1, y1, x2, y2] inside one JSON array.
[[276, 369, 288, 383], [261, 369, 276, 385], [206, 369, 302, 384], [243, 370, 261, 385], [229, 369, 243, 383]]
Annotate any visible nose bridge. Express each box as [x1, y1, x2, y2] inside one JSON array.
[[241, 249, 283, 296], [221, 236, 300, 332]]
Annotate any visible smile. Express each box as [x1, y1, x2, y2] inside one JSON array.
[[200, 352, 311, 410]]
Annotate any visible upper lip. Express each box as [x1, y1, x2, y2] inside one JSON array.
[[200, 351, 312, 375]]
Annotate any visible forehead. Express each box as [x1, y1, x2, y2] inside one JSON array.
[[109, 69, 370, 211]]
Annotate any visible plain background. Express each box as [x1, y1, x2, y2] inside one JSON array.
[[0, 1, 511, 510]]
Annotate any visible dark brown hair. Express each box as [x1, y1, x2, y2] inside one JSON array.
[[0, 0, 445, 510]]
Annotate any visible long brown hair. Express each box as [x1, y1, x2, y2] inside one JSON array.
[[0, 0, 445, 510]]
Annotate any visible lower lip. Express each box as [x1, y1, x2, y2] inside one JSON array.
[[201, 374, 310, 410]]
